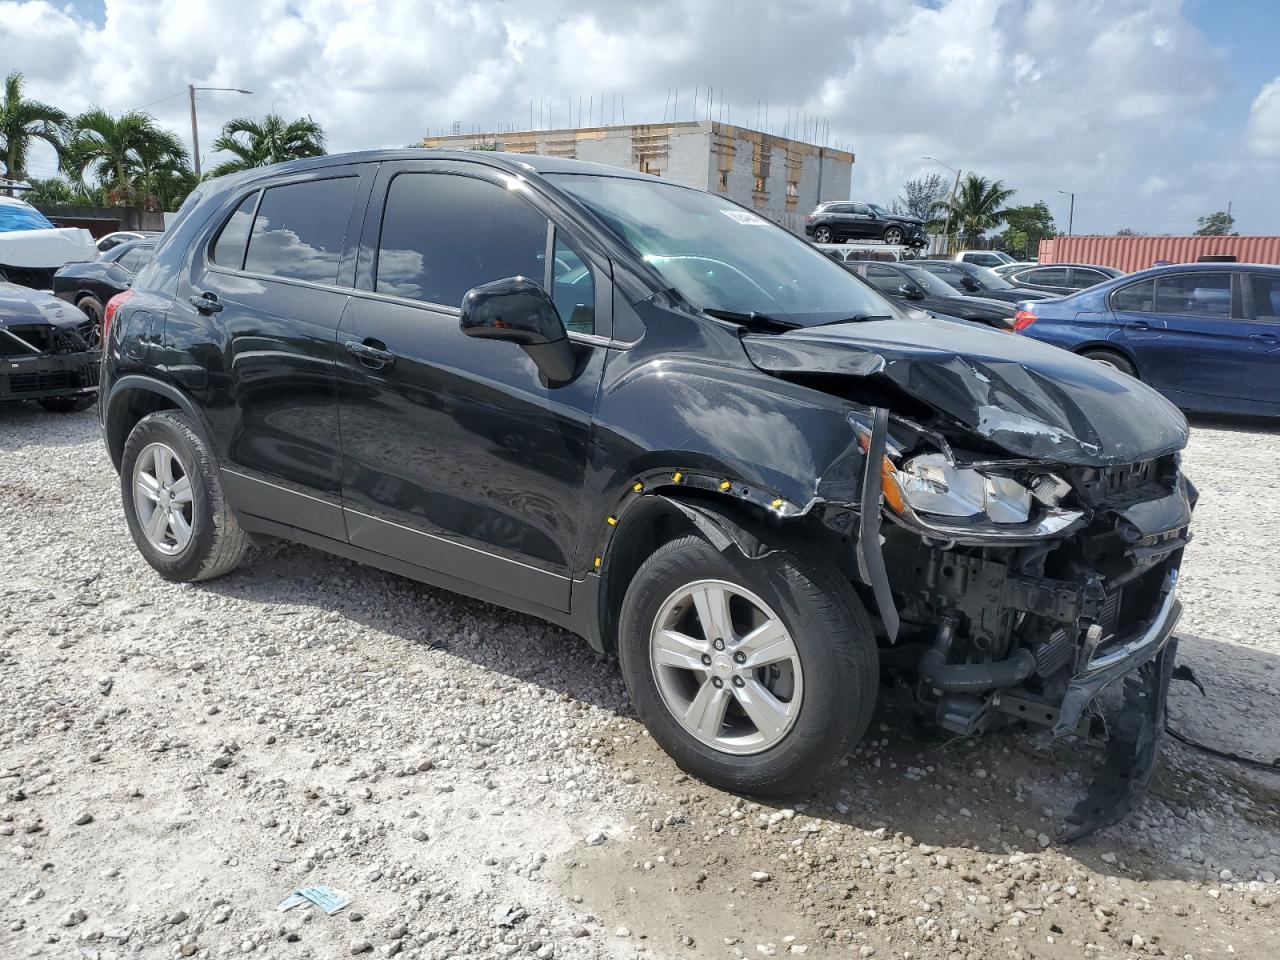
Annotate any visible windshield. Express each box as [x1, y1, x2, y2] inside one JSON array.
[[0, 203, 56, 233], [547, 174, 900, 326], [899, 264, 964, 297]]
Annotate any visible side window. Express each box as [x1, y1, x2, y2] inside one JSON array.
[[117, 248, 144, 272], [243, 177, 359, 284], [850, 203, 871, 216], [1028, 266, 1068, 286], [1111, 279, 1155, 313], [550, 234, 595, 335], [864, 264, 904, 293], [211, 193, 258, 268], [1072, 268, 1106, 287], [1250, 274, 1280, 321], [375, 173, 547, 307], [1152, 272, 1231, 318]]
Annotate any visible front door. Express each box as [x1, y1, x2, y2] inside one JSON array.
[[335, 161, 611, 610]]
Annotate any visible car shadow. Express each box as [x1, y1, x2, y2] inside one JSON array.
[[1186, 411, 1280, 435], [200, 537, 1280, 885]]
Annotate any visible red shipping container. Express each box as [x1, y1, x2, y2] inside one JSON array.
[[1036, 235, 1280, 273]]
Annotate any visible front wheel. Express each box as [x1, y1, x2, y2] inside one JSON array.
[[812, 226, 833, 244], [77, 295, 105, 347], [618, 535, 878, 797], [882, 226, 905, 245]]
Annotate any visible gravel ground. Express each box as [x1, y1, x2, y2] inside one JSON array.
[[1, 405, 1278, 960]]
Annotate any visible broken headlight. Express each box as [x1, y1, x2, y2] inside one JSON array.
[[881, 451, 1084, 541]]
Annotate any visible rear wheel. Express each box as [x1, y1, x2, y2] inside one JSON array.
[[120, 410, 248, 582], [618, 535, 878, 797], [882, 226, 905, 245], [812, 225, 833, 244], [76, 295, 105, 348], [1080, 349, 1137, 378]]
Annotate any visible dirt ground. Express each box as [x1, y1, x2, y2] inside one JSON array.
[[1, 407, 1278, 960]]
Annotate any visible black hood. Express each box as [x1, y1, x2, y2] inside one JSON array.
[[741, 314, 1188, 466], [0, 282, 86, 329], [914, 293, 1012, 323]]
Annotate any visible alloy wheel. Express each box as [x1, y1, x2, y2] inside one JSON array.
[[649, 579, 804, 755], [132, 442, 195, 555], [814, 227, 832, 243]]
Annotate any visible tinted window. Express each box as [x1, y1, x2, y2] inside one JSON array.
[[211, 193, 258, 268], [243, 177, 358, 283], [118, 247, 148, 272], [1250, 274, 1280, 321], [1072, 268, 1107, 287], [1028, 267, 1069, 286], [850, 203, 871, 215], [1153, 272, 1231, 318], [551, 235, 595, 335], [863, 263, 905, 293], [376, 173, 547, 307], [1112, 279, 1154, 313]]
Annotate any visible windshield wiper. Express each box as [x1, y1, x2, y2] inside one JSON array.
[[702, 308, 801, 332], [811, 313, 895, 327]]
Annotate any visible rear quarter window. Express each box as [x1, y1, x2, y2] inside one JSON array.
[[210, 193, 259, 269], [243, 177, 360, 284]]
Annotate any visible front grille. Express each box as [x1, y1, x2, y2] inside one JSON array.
[[7, 371, 77, 394], [1097, 588, 1123, 640]]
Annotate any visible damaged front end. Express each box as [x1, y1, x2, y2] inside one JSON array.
[[0, 284, 101, 404], [743, 318, 1196, 839]]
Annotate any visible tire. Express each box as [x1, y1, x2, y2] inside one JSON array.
[[76, 294, 105, 347], [618, 535, 878, 797], [1080, 349, 1138, 378], [120, 410, 248, 582], [812, 226, 833, 244], [882, 226, 905, 245], [38, 394, 96, 414]]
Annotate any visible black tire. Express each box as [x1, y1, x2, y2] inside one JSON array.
[[812, 226, 833, 244], [76, 295, 105, 348], [617, 535, 878, 797], [1080, 349, 1138, 378], [882, 226, 905, 245], [120, 410, 248, 582], [38, 394, 96, 414]]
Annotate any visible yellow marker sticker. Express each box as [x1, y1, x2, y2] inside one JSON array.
[[632, 481, 644, 493], [771, 498, 785, 509], [606, 515, 618, 526], [672, 471, 683, 483], [593, 556, 602, 569], [719, 479, 732, 491]]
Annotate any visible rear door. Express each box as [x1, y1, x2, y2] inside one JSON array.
[[1239, 271, 1280, 405], [170, 167, 368, 540], [1111, 271, 1262, 401], [1068, 266, 1110, 291], [335, 159, 611, 611]]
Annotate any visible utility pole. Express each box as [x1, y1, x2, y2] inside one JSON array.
[[1057, 189, 1075, 237], [188, 84, 253, 178]]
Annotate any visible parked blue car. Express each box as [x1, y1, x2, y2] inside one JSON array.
[[1013, 262, 1280, 416]]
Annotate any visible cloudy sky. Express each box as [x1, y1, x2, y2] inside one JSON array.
[[4, 0, 1278, 235]]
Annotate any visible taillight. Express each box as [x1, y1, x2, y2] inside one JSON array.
[[1013, 308, 1037, 332], [102, 289, 134, 344]]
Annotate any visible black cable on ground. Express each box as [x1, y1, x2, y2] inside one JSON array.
[[1165, 724, 1280, 773]]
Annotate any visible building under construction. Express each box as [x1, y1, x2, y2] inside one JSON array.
[[419, 120, 854, 235]]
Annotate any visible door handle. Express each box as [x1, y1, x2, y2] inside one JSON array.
[[1124, 320, 1151, 331], [344, 338, 395, 369], [189, 292, 223, 313], [1250, 333, 1278, 344]]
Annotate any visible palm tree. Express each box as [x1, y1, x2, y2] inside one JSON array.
[[64, 108, 192, 207], [933, 174, 1016, 245], [208, 114, 326, 177], [0, 71, 68, 191]]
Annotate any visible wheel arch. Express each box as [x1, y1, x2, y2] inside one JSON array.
[[1073, 342, 1142, 378], [104, 375, 213, 472]]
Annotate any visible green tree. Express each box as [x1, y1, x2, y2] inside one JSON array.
[[1115, 227, 1142, 236], [0, 71, 68, 190], [1194, 210, 1236, 236], [208, 113, 326, 177], [892, 173, 949, 222], [933, 173, 1016, 244], [997, 201, 1056, 258], [64, 108, 193, 208], [22, 176, 80, 205]]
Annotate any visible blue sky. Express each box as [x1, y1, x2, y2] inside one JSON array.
[[4, 0, 1279, 235]]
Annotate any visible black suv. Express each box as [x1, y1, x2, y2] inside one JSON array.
[[804, 201, 926, 247], [100, 151, 1194, 833]]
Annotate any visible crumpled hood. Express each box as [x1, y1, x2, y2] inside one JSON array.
[[0, 282, 86, 329], [742, 314, 1189, 466]]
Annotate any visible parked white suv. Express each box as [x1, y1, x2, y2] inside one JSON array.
[[955, 249, 1017, 267]]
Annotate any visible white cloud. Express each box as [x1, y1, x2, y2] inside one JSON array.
[[1247, 76, 1280, 159], [1, 0, 1274, 234]]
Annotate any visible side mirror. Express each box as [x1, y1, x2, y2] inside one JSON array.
[[460, 276, 576, 383], [960, 276, 981, 292], [899, 282, 925, 301]]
